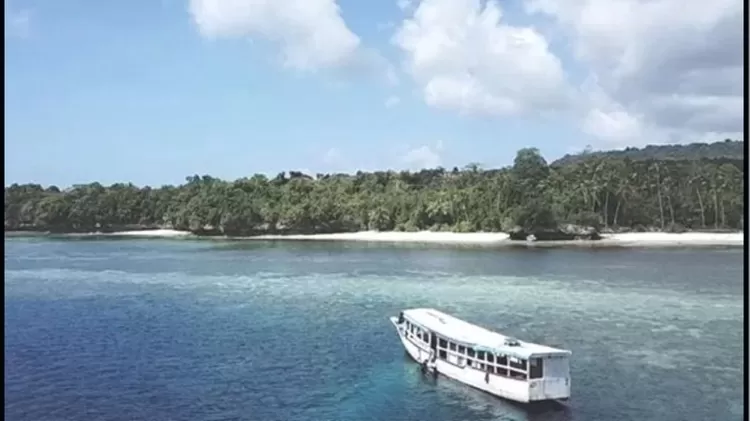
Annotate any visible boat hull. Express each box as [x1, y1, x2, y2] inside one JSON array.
[[390, 317, 568, 403]]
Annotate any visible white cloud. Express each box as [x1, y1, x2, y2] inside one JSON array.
[[578, 78, 649, 147], [189, 0, 361, 71], [385, 64, 400, 86], [5, 1, 31, 39], [526, 0, 744, 144], [401, 140, 444, 169], [582, 108, 644, 147], [323, 147, 344, 165], [186, 0, 742, 148], [385, 95, 401, 108], [393, 0, 571, 117], [397, 0, 413, 11]]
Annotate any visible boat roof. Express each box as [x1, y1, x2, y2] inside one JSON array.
[[402, 308, 571, 359]]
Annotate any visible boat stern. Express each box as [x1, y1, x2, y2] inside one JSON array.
[[529, 378, 571, 401]]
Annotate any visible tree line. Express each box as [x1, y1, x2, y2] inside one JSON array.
[[4, 142, 745, 237]]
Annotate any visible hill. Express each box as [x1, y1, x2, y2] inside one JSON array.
[[553, 139, 745, 166]]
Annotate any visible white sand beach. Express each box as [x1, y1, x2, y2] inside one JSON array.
[[246, 230, 744, 247], [108, 229, 194, 238], [68, 228, 743, 247], [599, 232, 744, 247], [249, 231, 511, 244]]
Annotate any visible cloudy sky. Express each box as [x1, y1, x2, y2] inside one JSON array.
[[4, 0, 744, 186]]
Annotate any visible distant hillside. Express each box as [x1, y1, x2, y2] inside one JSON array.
[[553, 140, 745, 166]]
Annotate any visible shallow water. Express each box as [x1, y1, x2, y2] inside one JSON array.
[[4, 238, 745, 421]]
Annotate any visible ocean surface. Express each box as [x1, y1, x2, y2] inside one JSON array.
[[4, 238, 745, 421]]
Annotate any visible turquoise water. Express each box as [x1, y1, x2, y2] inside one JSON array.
[[4, 238, 745, 421]]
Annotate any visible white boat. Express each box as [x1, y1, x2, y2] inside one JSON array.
[[390, 308, 571, 403]]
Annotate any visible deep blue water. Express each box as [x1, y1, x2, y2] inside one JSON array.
[[4, 238, 745, 421]]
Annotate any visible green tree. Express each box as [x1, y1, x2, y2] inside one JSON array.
[[4, 141, 744, 237]]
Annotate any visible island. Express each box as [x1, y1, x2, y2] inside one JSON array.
[[4, 140, 745, 244]]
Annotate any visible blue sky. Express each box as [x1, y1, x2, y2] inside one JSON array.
[[4, 0, 742, 187]]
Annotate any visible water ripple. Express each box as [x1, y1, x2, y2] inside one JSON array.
[[4, 239, 744, 421]]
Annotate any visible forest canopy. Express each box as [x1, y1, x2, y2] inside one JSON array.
[[4, 141, 745, 236]]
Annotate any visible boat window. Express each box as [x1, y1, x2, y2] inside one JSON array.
[[509, 358, 527, 371], [467, 348, 475, 358], [529, 358, 543, 379], [438, 349, 447, 360], [497, 354, 508, 366], [487, 354, 495, 363], [495, 367, 508, 376], [449, 342, 456, 351], [477, 350, 485, 360], [458, 345, 466, 354], [509, 370, 527, 380], [439, 338, 447, 348]]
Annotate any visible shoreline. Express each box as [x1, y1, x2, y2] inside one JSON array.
[[5, 229, 744, 248]]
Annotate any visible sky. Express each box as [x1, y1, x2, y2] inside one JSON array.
[[4, 0, 744, 187]]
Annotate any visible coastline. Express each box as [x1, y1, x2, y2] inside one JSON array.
[[5, 229, 744, 247]]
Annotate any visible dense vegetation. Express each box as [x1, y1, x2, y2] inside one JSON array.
[[4, 141, 745, 238], [554, 139, 744, 166]]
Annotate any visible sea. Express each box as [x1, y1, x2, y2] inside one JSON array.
[[4, 237, 745, 421]]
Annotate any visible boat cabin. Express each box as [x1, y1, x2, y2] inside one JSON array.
[[397, 309, 571, 393]]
